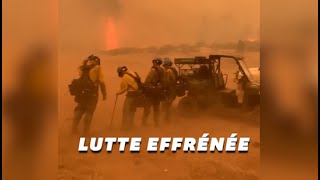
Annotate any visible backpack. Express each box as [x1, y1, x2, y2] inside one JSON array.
[[123, 72, 150, 107], [152, 66, 165, 84], [144, 67, 167, 101], [166, 67, 187, 97], [123, 72, 144, 90], [68, 66, 98, 97], [167, 66, 179, 78]]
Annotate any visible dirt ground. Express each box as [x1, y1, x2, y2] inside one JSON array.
[[57, 49, 260, 180]]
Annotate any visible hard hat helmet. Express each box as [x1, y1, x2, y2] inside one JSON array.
[[117, 66, 128, 77], [88, 54, 100, 64], [152, 57, 162, 65], [163, 57, 172, 66]]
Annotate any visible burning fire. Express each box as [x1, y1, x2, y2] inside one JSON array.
[[105, 17, 118, 50], [246, 38, 257, 42]]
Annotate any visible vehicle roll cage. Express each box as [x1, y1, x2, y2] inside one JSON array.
[[174, 55, 251, 82]]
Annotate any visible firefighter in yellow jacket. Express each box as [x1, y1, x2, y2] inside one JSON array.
[[116, 66, 140, 130], [72, 55, 107, 134]]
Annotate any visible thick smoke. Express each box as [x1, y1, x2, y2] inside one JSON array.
[[59, 0, 260, 51]]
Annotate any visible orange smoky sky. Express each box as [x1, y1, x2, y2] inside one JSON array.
[[56, 0, 260, 50], [118, 0, 260, 47], [3, 0, 260, 50]]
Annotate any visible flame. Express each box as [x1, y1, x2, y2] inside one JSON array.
[[246, 38, 257, 42], [105, 17, 118, 50]]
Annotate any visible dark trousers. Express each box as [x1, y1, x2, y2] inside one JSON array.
[[161, 90, 177, 122], [72, 95, 98, 133], [142, 97, 160, 126]]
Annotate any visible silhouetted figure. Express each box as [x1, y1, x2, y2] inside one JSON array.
[[4, 46, 56, 180]]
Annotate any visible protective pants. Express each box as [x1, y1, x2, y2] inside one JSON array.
[[122, 94, 136, 130], [161, 90, 176, 122], [142, 97, 161, 126], [72, 95, 98, 134]]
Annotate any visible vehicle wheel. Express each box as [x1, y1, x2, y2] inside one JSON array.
[[177, 96, 199, 118]]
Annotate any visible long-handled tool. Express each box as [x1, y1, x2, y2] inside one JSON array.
[[110, 95, 118, 126]]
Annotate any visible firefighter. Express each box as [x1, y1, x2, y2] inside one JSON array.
[[234, 70, 245, 105], [162, 57, 178, 122], [142, 57, 165, 127], [116, 66, 141, 130], [72, 55, 107, 134]]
